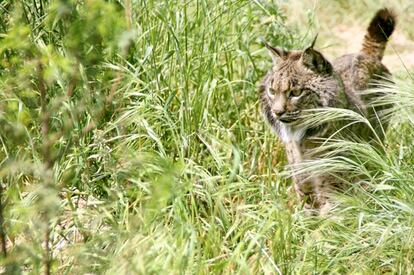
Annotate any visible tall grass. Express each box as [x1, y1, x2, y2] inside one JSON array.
[[0, 0, 414, 274]]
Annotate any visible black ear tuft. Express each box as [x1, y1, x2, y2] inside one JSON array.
[[264, 42, 288, 63], [309, 34, 318, 49], [302, 48, 333, 75]]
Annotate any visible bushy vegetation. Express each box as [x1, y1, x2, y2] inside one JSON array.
[[0, 0, 413, 274]]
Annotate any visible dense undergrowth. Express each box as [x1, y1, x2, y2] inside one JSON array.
[[0, 0, 413, 274]]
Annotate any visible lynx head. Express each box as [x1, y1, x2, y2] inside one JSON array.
[[260, 38, 342, 130]]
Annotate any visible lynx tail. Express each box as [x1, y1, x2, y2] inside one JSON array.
[[361, 8, 396, 60]]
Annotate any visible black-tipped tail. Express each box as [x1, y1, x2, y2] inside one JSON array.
[[361, 8, 396, 60]]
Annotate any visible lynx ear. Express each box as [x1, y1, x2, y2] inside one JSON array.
[[302, 47, 332, 75], [265, 42, 288, 64]]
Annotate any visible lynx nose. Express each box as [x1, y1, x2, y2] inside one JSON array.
[[274, 109, 285, 117]]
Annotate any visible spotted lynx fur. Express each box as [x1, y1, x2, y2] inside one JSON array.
[[260, 8, 396, 213]]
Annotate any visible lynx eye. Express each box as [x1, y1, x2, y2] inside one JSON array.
[[291, 90, 302, 97], [268, 88, 277, 95]]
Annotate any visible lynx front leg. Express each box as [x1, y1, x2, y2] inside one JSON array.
[[285, 141, 331, 211], [294, 180, 317, 209], [285, 141, 316, 209]]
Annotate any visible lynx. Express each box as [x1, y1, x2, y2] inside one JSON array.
[[260, 8, 396, 213]]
